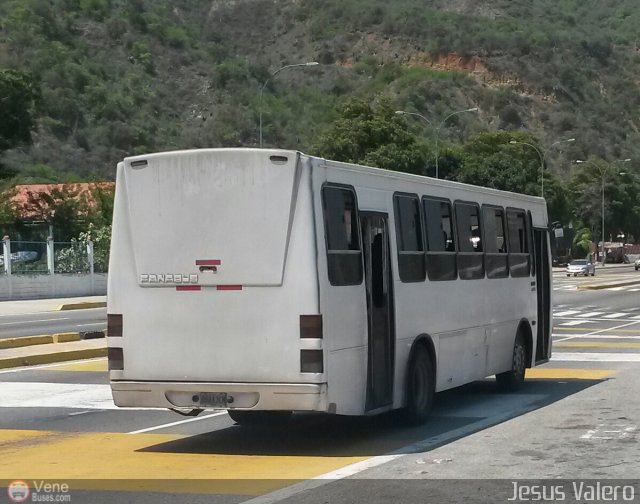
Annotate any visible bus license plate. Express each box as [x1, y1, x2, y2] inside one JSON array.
[[198, 392, 227, 407]]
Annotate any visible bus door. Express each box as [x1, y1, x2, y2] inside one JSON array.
[[534, 228, 551, 362], [360, 212, 395, 411]]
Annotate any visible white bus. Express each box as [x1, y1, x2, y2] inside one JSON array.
[[107, 148, 552, 425]]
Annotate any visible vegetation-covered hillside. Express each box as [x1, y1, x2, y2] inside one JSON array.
[[1, 0, 639, 180], [2, 0, 640, 245]]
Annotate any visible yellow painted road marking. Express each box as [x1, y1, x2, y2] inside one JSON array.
[[43, 359, 108, 372], [526, 368, 616, 380], [555, 341, 640, 348], [0, 429, 367, 495]]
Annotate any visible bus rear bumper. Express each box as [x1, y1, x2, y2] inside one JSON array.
[[110, 381, 328, 412]]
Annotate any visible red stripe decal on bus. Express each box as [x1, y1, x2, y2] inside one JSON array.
[[196, 259, 221, 266], [217, 285, 242, 291], [176, 285, 201, 291]]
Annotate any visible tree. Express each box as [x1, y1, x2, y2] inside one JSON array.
[[572, 227, 593, 259], [311, 97, 427, 175], [458, 131, 540, 194], [0, 69, 39, 177]]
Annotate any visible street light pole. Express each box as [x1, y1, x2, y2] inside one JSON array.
[[576, 158, 630, 264], [395, 107, 478, 179], [510, 138, 574, 198], [259, 62, 319, 148]]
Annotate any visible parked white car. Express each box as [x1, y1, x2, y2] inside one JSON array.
[[566, 259, 596, 277], [635, 257, 640, 271], [0, 250, 38, 266]]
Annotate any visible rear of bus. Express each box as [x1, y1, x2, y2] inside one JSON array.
[[107, 149, 327, 413]]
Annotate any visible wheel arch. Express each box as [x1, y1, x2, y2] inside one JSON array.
[[405, 334, 437, 396], [518, 318, 534, 368]]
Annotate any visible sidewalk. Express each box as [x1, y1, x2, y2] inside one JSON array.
[[0, 296, 107, 369], [0, 295, 106, 316]]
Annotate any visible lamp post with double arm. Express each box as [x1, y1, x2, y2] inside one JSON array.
[[509, 138, 575, 198], [576, 158, 631, 264], [395, 107, 478, 179]]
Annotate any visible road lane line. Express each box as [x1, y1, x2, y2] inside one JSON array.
[[602, 312, 627, 318], [553, 334, 640, 340], [554, 310, 580, 316], [576, 312, 603, 318], [554, 341, 640, 348], [558, 321, 593, 327], [128, 411, 228, 434], [552, 352, 640, 362], [0, 318, 70, 326], [553, 320, 640, 343]]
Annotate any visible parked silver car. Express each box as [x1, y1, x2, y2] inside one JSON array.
[[566, 259, 596, 276], [635, 257, 640, 271]]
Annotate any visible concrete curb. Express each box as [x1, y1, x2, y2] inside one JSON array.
[[0, 332, 81, 350], [57, 301, 107, 311], [0, 347, 107, 370]]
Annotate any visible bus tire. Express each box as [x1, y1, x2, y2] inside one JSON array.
[[227, 410, 292, 426], [399, 345, 434, 426], [496, 330, 527, 391]]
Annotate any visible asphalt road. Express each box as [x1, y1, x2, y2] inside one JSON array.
[[0, 307, 106, 339], [1, 271, 639, 503]]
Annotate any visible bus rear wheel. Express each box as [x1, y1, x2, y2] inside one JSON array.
[[496, 330, 527, 391], [227, 410, 292, 426], [399, 345, 434, 426]]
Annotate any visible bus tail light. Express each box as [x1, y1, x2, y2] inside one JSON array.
[[301, 350, 323, 373], [300, 315, 322, 339], [107, 314, 123, 337], [108, 347, 124, 370]]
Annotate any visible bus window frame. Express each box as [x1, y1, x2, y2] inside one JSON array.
[[321, 183, 364, 286], [506, 206, 530, 277], [393, 192, 426, 283], [454, 200, 485, 280], [422, 195, 458, 281], [482, 204, 509, 279]]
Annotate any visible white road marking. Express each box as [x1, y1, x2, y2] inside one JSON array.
[[581, 424, 637, 440], [552, 353, 640, 362], [576, 312, 603, 318], [602, 312, 627, 319], [76, 323, 107, 328], [0, 382, 115, 409], [553, 320, 640, 343], [128, 411, 228, 434], [559, 321, 593, 327], [554, 310, 580, 316], [605, 287, 626, 291], [553, 333, 640, 340]]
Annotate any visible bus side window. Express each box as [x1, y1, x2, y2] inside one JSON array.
[[322, 186, 363, 286], [393, 193, 426, 282], [482, 205, 509, 278], [507, 208, 530, 277], [455, 201, 485, 280], [423, 197, 457, 281]]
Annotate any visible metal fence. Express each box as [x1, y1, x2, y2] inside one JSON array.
[[1, 237, 106, 276]]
